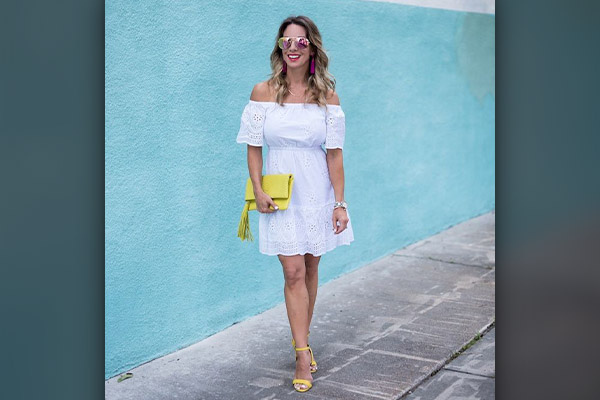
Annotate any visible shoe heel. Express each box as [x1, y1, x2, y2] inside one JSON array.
[[292, 346, 313, 392], [291, 331, 317, 373]]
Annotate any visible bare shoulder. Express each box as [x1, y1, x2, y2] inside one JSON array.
[[250, 81, 275, 102], [326, 89, 341, 105]]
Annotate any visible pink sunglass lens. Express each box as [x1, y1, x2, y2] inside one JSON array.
[[280, 37, 308, 49]]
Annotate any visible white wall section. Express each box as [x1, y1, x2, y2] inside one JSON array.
[[363, 0, 495, 14]]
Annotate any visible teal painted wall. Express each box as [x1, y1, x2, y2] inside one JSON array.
[[105, 1, 494, 379]]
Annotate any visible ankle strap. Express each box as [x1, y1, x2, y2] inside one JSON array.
[[295, 346, 310, 351]]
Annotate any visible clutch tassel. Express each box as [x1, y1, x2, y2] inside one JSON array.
[[237, 201, 253, 241]]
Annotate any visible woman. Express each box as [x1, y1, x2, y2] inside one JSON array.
[[236, 15, 354, 393]]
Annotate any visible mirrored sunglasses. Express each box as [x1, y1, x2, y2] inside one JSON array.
[[278, 36, 310, 50]]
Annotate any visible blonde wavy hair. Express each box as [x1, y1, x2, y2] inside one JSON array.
[[267, 16, 336, 107]]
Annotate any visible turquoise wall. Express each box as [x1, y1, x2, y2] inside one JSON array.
[[105, 1, 494, 379]]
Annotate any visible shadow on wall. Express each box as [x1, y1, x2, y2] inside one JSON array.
[[456, 13, 495, 103]]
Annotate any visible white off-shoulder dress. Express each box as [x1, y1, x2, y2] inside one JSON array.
[[236, 100, 354, 256]]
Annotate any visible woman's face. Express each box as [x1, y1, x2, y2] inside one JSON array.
[[281, 24, 314, 73]]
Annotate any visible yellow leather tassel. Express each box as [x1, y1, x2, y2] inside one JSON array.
[[237, 202, 253, 241]]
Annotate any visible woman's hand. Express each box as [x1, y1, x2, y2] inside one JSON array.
[[332, 207, 349, 234], [255, 190, 279, 213]]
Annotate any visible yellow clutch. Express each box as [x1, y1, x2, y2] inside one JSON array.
[[237, 173, 294, 241]]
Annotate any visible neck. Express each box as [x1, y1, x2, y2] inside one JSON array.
[[285, 67, 309, 88]]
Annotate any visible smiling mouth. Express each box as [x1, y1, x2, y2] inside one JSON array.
[[288, 54, 300, 61]]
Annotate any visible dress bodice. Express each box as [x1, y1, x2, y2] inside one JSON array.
[[236, 100, 346, 150]]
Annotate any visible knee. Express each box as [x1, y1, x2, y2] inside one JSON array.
[[305, 255, 320, 275], [284, 269, 305, 288], [305, 262, 318, 277]]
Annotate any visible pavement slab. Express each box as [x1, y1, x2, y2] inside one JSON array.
[[403, 328, 496, 400], [105, 211, 495, 400], [445, 328, 495, 378]]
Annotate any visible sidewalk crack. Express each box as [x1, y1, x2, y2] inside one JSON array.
[[392, 253, 494, 269], [443, 366, 495, 379]]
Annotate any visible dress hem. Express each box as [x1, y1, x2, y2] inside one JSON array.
[[259, 239, 354, 257]]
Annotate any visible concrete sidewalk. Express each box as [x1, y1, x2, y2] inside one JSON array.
[[105, 211, 495, 400], [404, 327, 495, 399]]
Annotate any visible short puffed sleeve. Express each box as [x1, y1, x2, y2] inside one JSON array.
[[325, 105, 346, 150], [236, 101, 266, 147]]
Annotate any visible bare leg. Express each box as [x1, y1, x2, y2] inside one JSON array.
[[279, 254, 313, 391], [304, 253, 321, 327]]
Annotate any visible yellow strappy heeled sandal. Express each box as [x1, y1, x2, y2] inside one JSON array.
[[292, 346, 313, 393], [292, 331, 317, 373]]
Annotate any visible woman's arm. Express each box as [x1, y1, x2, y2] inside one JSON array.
[[247, 145, 263, 193], [326, 149, 345, 203], [247, 82, 277, 213], [325, 90, 349, 234], [327, 149, 349, 234]]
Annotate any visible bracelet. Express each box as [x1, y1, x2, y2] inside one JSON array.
[[333, 201, 347, 210]]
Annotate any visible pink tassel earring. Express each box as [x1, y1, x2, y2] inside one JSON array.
[[310, 56, 315, 74], [282, 60, 287, 74]]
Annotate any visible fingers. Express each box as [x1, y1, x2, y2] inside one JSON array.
[[260, 205, 275, 213], [332, 211, 349, 234], [269, 199, 279, 211], [335, 220, 348, 234], [340, 219, 349, 233], [258, 198, 279, 213]]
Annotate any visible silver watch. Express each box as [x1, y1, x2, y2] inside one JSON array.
[[333, 201, 347, 210]]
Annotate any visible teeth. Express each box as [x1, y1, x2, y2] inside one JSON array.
[[289, 55, 299, 59]]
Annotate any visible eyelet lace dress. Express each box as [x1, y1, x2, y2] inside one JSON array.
[[236, 100, 354, 256]]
